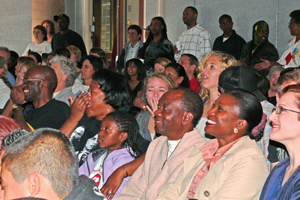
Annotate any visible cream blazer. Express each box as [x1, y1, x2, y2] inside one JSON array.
[[156, 136, 269, 200]]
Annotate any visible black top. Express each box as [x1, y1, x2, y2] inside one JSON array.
[[213, 30, 246, 60], [51, 30, 87, 56], [25, 99, 70, 130]]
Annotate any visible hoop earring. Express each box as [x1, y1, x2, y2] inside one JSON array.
[[234, 128, 238, 133]]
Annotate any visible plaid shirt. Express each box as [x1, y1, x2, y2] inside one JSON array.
[[175, 24, 211, 61], [125, 42, 140, 62]]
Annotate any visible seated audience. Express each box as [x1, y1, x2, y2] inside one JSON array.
[[154, 57, 172, 73], [28, 50, 43, 65], [267, 65, 283, 105], [41, 20, 55, 43], [240, 20, 279, 76], [260, 84, 300, 199], [178, 54, 201, 93], [15, 60, 36, 86], [10, 65, 70, 130], [136, 73, 175, 142], [0, 46, 16, 86], [72, 55, 103, 95], [156, 89, 268, 200], [67, 45, 82, 72], [123, 58, 147, 115], [114, 88, 207, 200], [79, 111, 141, 198], [0, 57, 12, 110], [22, 25, 52, 57], [60, 69, 149, 163], [218, 66, 274, 167], [165, 63, 190, 88], [50, 56, 76, 106], [196, 51, 237, 137], [267, 68, 300, 169], [8, 50, 19, 79], [1, 127, 99, 199], [89, 47, 109, 69]]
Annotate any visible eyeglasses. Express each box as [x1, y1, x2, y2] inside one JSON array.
[[273, 105, 300, 115], [23, 78, 45, 84]]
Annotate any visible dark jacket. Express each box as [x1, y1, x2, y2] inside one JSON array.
[[213, 30, 246, 60], [64, 175, 100, 200]]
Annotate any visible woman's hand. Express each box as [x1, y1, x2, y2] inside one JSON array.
[[101, 167, 127, 200], [147, 96, 159, 118], [254, 59, 271, 70], [68, 91, 90, 123], [133, 97, 146, 109]]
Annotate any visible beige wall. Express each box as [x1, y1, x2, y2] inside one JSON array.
[[32, 0, 65, 41]]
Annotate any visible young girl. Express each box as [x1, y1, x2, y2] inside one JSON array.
[[78, 111, 140, 198]]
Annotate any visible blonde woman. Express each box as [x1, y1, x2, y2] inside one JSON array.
[[196, 51, 237, 137], [154, 57, 172, 73], [67, 45, 82, 72]]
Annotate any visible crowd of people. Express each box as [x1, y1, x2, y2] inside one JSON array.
[[0, 6, 299, 200]]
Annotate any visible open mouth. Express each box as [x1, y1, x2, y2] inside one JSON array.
[[206, 119, 216, 125]]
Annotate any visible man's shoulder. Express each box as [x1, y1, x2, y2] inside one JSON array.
[[67, 30, 83, 38]]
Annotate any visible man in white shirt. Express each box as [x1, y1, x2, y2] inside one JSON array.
[[175, 6, 211, 62], [114, 88, 206, 200], [117, 25, 144, 73]]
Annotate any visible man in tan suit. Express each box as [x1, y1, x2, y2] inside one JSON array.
[[114, 88, 207, 200]]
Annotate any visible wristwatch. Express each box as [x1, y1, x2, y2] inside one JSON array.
[[12, 104, 22, 110]]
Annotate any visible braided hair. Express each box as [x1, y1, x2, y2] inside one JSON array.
[[105, 111, 141, 158]]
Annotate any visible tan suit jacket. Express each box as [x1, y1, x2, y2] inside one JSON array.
[[156, 136, 269, 200]]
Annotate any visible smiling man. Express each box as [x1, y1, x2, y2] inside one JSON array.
[[10, 65, 70, 130], [114, 88, 206, 200], [117, 25, 144, 73]]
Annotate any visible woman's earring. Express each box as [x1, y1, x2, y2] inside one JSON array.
[[234, 128, 239, 133]]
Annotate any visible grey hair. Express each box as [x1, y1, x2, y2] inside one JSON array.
[[2, 129, 30, 150], [50, 55, 76, 87], [3, 128, 79, 199], [267, 65, 283, 80], [0, 46, 10, 59]]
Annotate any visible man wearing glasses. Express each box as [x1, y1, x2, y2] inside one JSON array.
[[10, 65, 70, 130]]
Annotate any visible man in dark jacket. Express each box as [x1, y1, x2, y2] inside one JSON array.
[[213, 14, 246, 60]]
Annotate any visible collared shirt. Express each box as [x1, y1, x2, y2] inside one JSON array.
[[125, 42, 140, 62], [187, 138, 240, 198], [175, 24, 211, 62]]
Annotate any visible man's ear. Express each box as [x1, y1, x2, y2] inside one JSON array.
[[178, 76, 184, 84], [27, 173, 41, 197], [182, 112, 194, 126], [190, 64, 196, 72], [0, 68, 4, 75]]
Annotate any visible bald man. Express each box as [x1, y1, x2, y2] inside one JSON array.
[[10, 65, 70, 130]]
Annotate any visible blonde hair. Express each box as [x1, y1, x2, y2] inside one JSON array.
[[154, 57, 172, 68], [67, 45, 82, 62], [142, 73, 175, 99], [197, 51, 237, 100]]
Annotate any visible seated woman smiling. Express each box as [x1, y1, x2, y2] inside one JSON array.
[[156, 89, 268, 200]]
